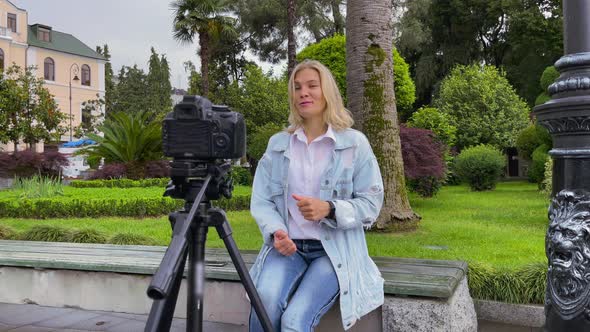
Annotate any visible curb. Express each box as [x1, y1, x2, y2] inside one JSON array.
[[474, 299, 545, 328]]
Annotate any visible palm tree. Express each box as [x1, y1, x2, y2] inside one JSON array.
[[171, 0, 236, 97], [346, 0, 420, 231]]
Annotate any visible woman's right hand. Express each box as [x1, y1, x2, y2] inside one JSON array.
[[273, 230, 297, 256]]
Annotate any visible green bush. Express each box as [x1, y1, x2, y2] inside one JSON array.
[[231, 166, 253, 186], [296, 35, 416, 120], [109, 233, 155, 245], [248, 122, 285, 161], [21, 225, 70, 242], [529, 144, 550, 185], [407, 176, 443, 198], [541, 157, 553, 197], [68, 228, 107, 244], [468, 262, 546, 304], [407, 106, 457, 148], [454, 144, 505, 191], [0, 224, 15, 239], [70, 178, 169, 188], [435, 64, 530, 151], [515, 125, 552, 160], [540, 66, 559, 91]]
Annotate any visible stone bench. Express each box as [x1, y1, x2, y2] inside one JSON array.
[[0, 240, 477, 331]]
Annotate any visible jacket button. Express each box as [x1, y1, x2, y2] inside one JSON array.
[[343, 290, 348, 295], [324, 180, 329, 185], [337, 263, 342, 268]]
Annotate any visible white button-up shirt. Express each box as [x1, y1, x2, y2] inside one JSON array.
[[287, 125, 336, 240]]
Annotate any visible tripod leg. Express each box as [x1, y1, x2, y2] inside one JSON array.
[[145, 248, 188, 332], [215, 220, 274, 332], [187, 212, 209, 332]]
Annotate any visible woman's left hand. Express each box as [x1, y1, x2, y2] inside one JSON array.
[[292, 194, 331, 222]]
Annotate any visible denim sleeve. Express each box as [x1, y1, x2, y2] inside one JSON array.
[[321, 145, 384, 230], [250, 153, 287, 245]]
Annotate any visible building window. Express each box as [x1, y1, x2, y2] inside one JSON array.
[[7, 13, 17, 33], [37, 28, 51, 42], [81, 64, 91, 86], [44, 57, 55, 81], [0, 49, 4, 72]]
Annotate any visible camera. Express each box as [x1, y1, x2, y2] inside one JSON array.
[[162, 95, 246, 160]]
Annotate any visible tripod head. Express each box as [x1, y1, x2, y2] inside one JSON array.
[[164, 160, 234, 204]]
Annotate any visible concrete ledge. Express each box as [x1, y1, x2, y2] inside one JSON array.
[[474, 299, 545, 328], [382, 277, 477, 332]]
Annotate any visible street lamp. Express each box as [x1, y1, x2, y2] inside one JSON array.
[[69, 63, 80, 142]]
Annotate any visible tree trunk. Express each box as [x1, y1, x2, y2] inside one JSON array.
[[331, 0, 345, 35], [346, 0, 420, 231], [199, 31, 210, 97], [287, 0, 297, 77]]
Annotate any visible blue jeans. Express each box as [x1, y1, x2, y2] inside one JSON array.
[[249, 239, 340, 332]]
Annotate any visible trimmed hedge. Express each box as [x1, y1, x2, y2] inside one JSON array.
[[70, 178, 170, 188], [0, 195, 251, 219]]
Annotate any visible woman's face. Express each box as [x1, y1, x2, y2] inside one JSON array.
[[293, 68, 327, 121]]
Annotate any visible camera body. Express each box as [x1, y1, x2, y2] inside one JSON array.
[[162, 95, 246, 160]]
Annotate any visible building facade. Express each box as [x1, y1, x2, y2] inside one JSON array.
[[0, 0, 105, 151]]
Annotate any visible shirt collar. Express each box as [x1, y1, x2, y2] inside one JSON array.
[[293, 125, 336, 144]]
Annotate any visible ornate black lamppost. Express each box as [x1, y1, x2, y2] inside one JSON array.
[[69, 63, 80, 142], [533, 1, 590, 330]]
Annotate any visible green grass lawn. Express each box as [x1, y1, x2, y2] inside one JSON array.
[[0, 181, 548, 269]]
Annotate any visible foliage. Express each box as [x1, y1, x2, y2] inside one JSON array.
[[21, 225, 70, 242], [399, 126, 446, 197], [109, 232, 155, 245], [435, 64, 531, 151], [224, 64, 289, 138], [95, 45, 116, 117], [231, 166, 253, 186], [172, 0, 237, 96], [70, 178, 170, 188], [407, 106, 457, 148], [515, 125, 552, 160], [0, 224, 15, 240], [0, 150, 68, 178], [78, 111, 162, 179], [75, 94, 105, 138], [247, 122, 285, 162], [0, 64, 66, 149], [89, 163, 127, 180], [454, 144, 506, 191], [144, 160, 170, 178], [68, 228, 107, 244], [12, 175, 64, 199], [296, 35, 415, 116], [529, 144, 550, 185], [147, 47, 172, 119], [541, 157, 553, 198], [535, 66, 560, 106], [468, 262, 546, 305], [110, 65, 149, 115]]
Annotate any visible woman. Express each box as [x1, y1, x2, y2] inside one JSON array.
[[249, 60, 384, 331]]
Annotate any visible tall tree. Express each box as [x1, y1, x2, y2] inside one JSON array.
[[111, 65, 149, 115], [95, 44, 115, 116], [346, 0, 420, 230], [0, 64, 65, 151], [171, 0, 236, 97], [146, 47, 172, 118]]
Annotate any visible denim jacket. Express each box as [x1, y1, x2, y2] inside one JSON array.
[[249, 128, 385, 330]]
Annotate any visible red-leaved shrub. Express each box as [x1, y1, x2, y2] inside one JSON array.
[[144, 160, 170, 178], [0, 150, 68, 178], [89, 163, 127, 179]]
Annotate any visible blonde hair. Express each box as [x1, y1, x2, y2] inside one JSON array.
[[287, 60, 354, 133]]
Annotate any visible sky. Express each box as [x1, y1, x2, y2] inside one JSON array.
[[10, 0, 280, 90]]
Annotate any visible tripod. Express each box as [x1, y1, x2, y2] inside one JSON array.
[[144, 161, 273, 332]]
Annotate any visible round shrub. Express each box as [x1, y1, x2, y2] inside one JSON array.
[[69, 228, 107, 244], [407, 106, 457, 148], [0, 151, 68, 178], [0, 224, 15, 239], [515, 125, 552, 160], [21, 225, 70, 242], [296, 34, 415, 118], [528, 144, 550, 185], [540, 66, 559, 91], [109, 233, 155, 245], [455, 144, 505, 191], [231, 166, 253, 186]]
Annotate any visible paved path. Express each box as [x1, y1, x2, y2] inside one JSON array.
[[0, 303, 245, 332], [0, 302, 543, 332]]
